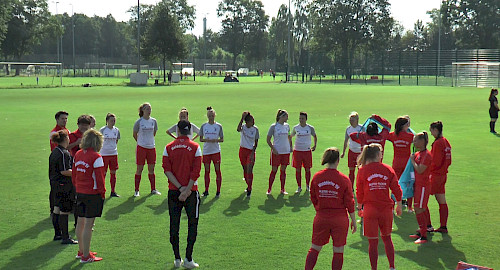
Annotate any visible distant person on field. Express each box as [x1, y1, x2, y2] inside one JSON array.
[[72, 129, 106, 263], [305, 147, 356, 270], [199, 106, 224, 197], [68, 115, 91, 157], [340, 112, 364, 189], [133, 102, 161, 197], [356, 143, 402, 270], [49, 130, 78, 244], [489, 88, 499, 133], [290, 112, 317, 193], [167, 108, 200, 140], [99, 113, 121, 198], [266, 109, 292, 195], [237, 111, 259, 198], [162, 120, 202, 269]]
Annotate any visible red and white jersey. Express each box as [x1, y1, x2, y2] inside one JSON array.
[[162, 136, 202, 191], [267, 122, 291, 154], [99, 126, 120, 156], [168, 123, 200, 140], [345, 125, 364, 153], [69, 129, 84, 157], [430, 137, 452, 175], [414, 149, 432, 186], [356, 162, 402, 207], [72, 148, 106, 196], [350, 115, 391, 149], [133, 117, 158, 149], [50, 125, 69, 151], [388, 131, 414, 169], [310, 168, 355, 215], [239, 125, 259, 150], [291, 124, 316, 151], [199, 122, 224, 155]]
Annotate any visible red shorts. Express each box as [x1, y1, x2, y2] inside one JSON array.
[[413, 184, 430, 209], [270, 152, 290, 166], [348, 150, 360, 168], [292, 150, 312, 169], [311, 213, 348, 247], [239, 147, 255, 166], [362, 204, 394, 238], [430, 174, 447, 195], [136, 145, 156, 165], [102, 155, 119, 171], [203, 152, 221, 164]]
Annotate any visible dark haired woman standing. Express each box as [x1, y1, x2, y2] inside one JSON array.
[[266, 109, 292, 195], [489, 89, 499, 133]]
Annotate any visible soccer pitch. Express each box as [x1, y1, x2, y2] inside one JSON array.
[[0, 83, 498, 269]]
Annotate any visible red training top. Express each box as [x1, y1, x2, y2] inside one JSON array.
[[310, 168, 355, 216], [50, 125, 69, 151], [356, 162, 402, 208], [430, 137, 452, 175], [349, 115, 391, 149], [69, 129, 83, 157], [162, 136, 202, 191], [72, 148, 106, 197], [414, 149, 432, 186], [387, 131, 414, 169]]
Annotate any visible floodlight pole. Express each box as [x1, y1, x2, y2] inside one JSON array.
[[287, 0, 291, 82], [437, 1, 442, 79], [71, 4, 75, 77], [55, 2, 59, 64], [137, 0, 141, 73]]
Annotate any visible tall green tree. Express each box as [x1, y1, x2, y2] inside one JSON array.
[[309, 0, 393, 79], [293, 0, 311, 68], [217, 0, 269, 70], [268, 4, 290, 71], [0, 0, 12, 50]]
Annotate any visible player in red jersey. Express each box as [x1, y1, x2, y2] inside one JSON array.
[[267, 109, 293, 195], [50, 111, 69, 151], [349, 114, 391, 151], [428, 121, 452, 233], [305, 148, 357, 270], [72, 129, 106, 263], [68, 115, 91, 157], [237, 111, 259, 198], [341, 112, 364, 188], [356, 143, 402, 270], [408, 132, 433, 244], [162, 120, 202, 268]]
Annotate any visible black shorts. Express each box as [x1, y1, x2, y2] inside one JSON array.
[[76, 193, 104, 218], [489, 108, 498, 119], [53, 182, 75, 212]]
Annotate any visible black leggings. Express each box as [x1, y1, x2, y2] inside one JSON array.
[[168, 190, 200, 261]]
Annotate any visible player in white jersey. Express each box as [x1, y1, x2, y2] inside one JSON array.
[[99, 113, 121, 197], [166, 108, 200, 140], [132, 102, 161, 197], [340, 112, 364, 188], [237, 111, 259, 197], [266, 109, 292, 195], [199, 107, 224, 197], [291, 112, 317, 193]]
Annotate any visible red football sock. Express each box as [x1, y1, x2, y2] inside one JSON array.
[[425, 207, 432, 227], [134, 174, 141, 191], [348, 169, 355, 188], [439, 203, 448, 227], [204, 171, 210, 191], [110, 173, 116, 192], [382, 235, 395, 269], [148, 173, 156, 191], [305, 248, 319, 270], [268, 170, 277, 190], [296, 170, 302, 188], [407, 197, 414, 209], [305, 170, 311, 187], [215, 169, 222, 193], [368, 239, 378, 270], [247, 173, 253, 190], [416, 212, 427, 238], [280, 170, 286, 191], [332, 252, 344, 270]]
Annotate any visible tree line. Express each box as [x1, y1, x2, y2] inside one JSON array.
[[0, 0, 498, 79]]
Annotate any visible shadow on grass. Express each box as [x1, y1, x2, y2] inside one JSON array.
[[285, 192, 312, 212], [0, 217, 51, 251], [199, 195, 219, 215], [148, 196, 169, 215], [222, 192, 249, 217], [1, 240, 77, 270], [257, 194, 286, 214], [104, 195, 148, 221]]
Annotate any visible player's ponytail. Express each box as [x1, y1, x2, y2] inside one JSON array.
[[50, 130, 68, 144], [244, 111, 253, 122], [106, 113, 116, 122], [321, 147, 340, 165], [138, 102, 151, 117], [430, 121, 443, 140], [276, 109, 288, 122], [357, 143, 382, 167], [415, 132, 429, 148], [395, 116, 409, 135]]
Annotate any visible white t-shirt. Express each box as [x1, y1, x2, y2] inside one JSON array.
[[239, 125, 259, 150], [291, 124, 316, 151], [345, 125, 364, 153], [267, 122, 291, 154], [199, 122, 224, 155], [168, 123, 200, 140], [133, 117, 158, 149], [99, 126, 120, 156]]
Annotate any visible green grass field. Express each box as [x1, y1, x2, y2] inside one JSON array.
[[0, 82, 499, 269]]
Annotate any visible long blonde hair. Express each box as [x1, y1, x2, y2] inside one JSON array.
[[80, 129, 103, 152], [357, 143, 383, 167]]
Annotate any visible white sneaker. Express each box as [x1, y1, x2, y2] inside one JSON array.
[[151, 189, 161, 195], [295, 187, 302, 193], [280, 190, 289, 195], [173, 258, 183, 268], [266, 189, 272, 195], [134, 191, 140, 197], [182, 258, 199, 269]]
